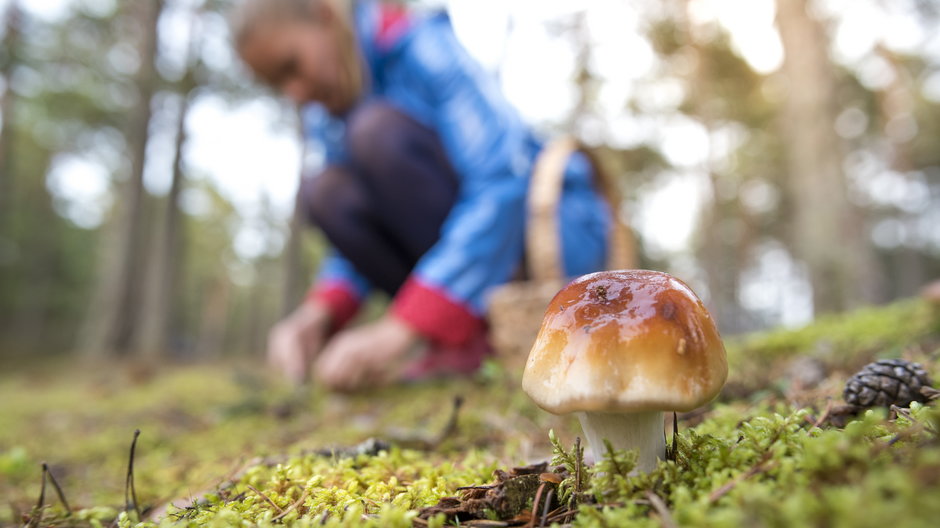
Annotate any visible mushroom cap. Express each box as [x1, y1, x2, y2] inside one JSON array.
[[522, 270, 728, 415]]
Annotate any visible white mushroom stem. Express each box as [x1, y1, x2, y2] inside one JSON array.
[[576, 410, 665, 474]]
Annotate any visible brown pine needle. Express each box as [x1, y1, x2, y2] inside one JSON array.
[[526, 482, 549, 528], [28, 463, 48, 528], [812, 400, 835, 429], [271, 487, 311, 522], [43, 463, 72, 515], [538, 488, 555, 528], [645, 491, 677, 528], [574, 436, 583, 494], [246, 485, 285, 515], [125, 429, 142, 520], [708, 453, 775, 503]]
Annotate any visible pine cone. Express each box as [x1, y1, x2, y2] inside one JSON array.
[[843, 359, 933, 409]]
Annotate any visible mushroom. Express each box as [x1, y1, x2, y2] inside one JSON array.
[[521, 270, 728, 473]]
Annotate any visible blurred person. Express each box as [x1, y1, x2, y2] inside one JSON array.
[[232, 0, 613, 391]]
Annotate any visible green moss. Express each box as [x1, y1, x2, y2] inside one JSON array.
[[569, 404, 940, 527], [725, 299, 939, 396], [1, 298, 938, 526], [728, 299, 936, 366], [147, 448, 497, 527]]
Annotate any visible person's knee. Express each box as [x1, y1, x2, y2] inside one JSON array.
[[345, 102, 411, 169], [298, 166, 352, 227]]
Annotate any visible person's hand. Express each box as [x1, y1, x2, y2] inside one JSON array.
[[314, 315, 419, 392], [267, 301, 332, 385]]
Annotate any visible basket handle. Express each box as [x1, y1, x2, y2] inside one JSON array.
[[526, 136, 636, 282]]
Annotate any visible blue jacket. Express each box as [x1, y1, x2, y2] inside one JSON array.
[[304, 1, 610, 344]]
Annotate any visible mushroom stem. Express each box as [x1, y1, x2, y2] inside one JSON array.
[[576, 410, 665, 474]]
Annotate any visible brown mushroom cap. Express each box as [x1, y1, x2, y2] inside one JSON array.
[[522, 270, 728, 415]]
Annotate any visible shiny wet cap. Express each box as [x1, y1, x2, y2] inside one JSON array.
[[522, 270, 728, 414]]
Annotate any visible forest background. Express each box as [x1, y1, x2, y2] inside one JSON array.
[[1, 0, 938, 365]]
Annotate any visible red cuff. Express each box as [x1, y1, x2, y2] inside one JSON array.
[[391, 277, 485, 346], [305, 281, 361, 331], [377, 3, 410, 50]]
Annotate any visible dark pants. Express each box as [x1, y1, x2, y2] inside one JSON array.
[[299, 102, 460, 296]]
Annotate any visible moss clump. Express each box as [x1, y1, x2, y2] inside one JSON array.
[[154, 449, 497, 527], [2, 297, 939, 526], [725, 299, 939, 398], [553, 403, 940, 527]]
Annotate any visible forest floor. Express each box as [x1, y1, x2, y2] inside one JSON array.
[[1, 298, 939, 527]]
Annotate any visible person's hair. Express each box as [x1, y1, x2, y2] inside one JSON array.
[[231, 0, 364, 105], [233, 0, 312, 50]]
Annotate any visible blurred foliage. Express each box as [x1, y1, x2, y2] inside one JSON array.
[[1, 0, 940, 358], [0, 0, 322, 359]]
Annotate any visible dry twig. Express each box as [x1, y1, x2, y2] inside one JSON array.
[[526, 482, 548, 528], [246, 485, 285, 515], [271, 487, 311, 522], [708, 452, 776, 503], [645, 491, 677, 528], [125, 430, 142, 520], [43, 463, 71, 516], [27, 463, 48, 528]]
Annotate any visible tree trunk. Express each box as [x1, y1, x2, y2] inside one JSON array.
[[195, 276, 231, 359], [774, 0, 879, 314], [671, 0, 755, 333], [135, 92, 191, 359], [0, 1, 22, 224], [135, 11, 202, 360], [874, 45, 926, 300], [79, 0, 164, 358]]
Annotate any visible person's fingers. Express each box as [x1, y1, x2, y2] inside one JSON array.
[[268, 325, 308, 385], [317, 332, 371, 391], [314, 340, 344, 387], [286, 340, 308, 385]]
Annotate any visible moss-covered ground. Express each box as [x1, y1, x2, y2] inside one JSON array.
[[2, 299, 939, 527]]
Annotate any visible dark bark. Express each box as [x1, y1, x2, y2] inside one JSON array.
[[0, 1, 22, 223], [80, 0, 164, 357], [135, 11, 202, 360], [135, 92, 191, 359]]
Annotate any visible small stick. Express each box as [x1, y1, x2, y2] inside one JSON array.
[[543, 506, 570, 523], [671, 412, 679, 461], [574, 437, 583, 495], [539, 488, 555, 528], [921, 386, 940, 402], [43, 463, 72, 515], [708, 453, 774, 503], [437, 395, 464, 442], [246, 485, 285, 515], [645, 491, 677, 528], [125, 429, 142, 520], [812, 400, 835, 429], [271, 487, 311, 522], [604, 441, 626, 476], [526, 482, 548, 528], [28, 463, 48, 528]]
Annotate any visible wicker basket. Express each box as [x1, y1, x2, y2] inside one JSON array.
[[487, 137, 636, 370]]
